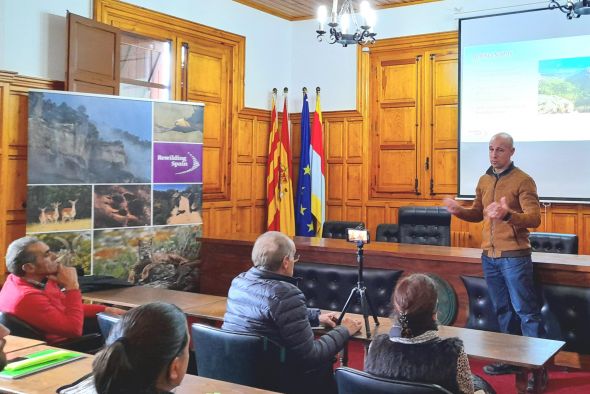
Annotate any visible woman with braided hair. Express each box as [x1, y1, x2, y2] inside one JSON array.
[[365, 273, 494, 394]]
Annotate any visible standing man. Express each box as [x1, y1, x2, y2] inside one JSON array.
[[223, 231, 362, 393], [443, 133, 544, 381]]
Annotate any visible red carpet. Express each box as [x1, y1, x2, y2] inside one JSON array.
[[345, 341, 590, 393]]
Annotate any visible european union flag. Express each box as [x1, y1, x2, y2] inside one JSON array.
[[295, 92, 314, 236]]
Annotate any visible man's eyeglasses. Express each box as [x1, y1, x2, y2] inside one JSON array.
[[292, 253, 300, 263]]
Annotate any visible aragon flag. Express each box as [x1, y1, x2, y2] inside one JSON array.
[[295, 90, 314, 236], [266, 90, 280, 231], [266, 88, 295, 236], [310, 88, 326, 237]]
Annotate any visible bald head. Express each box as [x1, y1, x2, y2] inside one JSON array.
[[490, 132, 514, 148], [489, 133, 515, 173]]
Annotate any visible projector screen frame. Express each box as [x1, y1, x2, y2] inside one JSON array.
[[457, 6, 590, 204]]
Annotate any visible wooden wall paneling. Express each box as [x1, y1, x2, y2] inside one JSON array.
[[0, 72, 63, 276], [371, 53, 421, 198], [581, 213, 590, 255], [550, 206, 578, 234], [183, 38, 232, 200], [426, 49, 458, 196], [366, 204, 387, 238]]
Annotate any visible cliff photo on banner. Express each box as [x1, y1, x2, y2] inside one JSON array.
[[27, 92, 152, 184]]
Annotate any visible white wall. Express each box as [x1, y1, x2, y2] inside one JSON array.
[[0, 0, 549, 111], [0, 0, 91, 81], [122, 0, 292, 110], [290, 0, 547, 111]]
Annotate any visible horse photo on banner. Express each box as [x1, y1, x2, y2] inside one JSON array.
[[26, 90, 204, 292]]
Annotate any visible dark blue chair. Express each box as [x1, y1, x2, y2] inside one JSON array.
[[335, 367, 453, 394]]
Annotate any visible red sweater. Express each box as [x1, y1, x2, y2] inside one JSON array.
[[0, 274, 105, 344]]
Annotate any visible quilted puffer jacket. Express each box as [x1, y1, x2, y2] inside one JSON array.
[[222, 267, 350, 367]]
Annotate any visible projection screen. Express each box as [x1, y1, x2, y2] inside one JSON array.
[[459, 8, 590, 202]]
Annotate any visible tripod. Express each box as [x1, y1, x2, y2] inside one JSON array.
[[337, 241, 379, 338]]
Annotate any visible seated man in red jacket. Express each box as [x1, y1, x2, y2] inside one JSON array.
[[0, 236, 124, 344]]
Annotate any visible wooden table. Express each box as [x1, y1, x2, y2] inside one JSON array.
[[177, 375, 279, 393], [4, 336, 45, 354], [83, 286, 226, 311], [0, 344, 279, 394], [183, 299, 564, 394], [184, 298, 227, 320]]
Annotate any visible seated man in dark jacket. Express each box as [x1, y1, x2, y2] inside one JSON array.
[[223, 231, 361, 393]]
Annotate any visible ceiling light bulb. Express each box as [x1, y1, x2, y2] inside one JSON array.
[[317, 5, 328, 24]]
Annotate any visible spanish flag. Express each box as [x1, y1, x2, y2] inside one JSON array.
[[266, 89, 295, 235]]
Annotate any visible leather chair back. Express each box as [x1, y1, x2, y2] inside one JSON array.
[[460, 276, 500, 332], [321, 221, 364, 239], [294, 263, 402, 317], [530, 232, 578, 254], [191, 323, 286, 391], [0, 312, 45, 340], [398, 206, 451, 246], [375, 224, 400, 243], [96, 312, 121, 340], [335, 367, 453, 394]]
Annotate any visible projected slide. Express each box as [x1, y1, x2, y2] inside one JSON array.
[[459, 9, 590, 201]]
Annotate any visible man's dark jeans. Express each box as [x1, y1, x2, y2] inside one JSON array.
[[482, 254, 544, 338]]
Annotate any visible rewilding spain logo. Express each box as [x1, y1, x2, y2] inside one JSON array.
[[153, 143, 202, 183]]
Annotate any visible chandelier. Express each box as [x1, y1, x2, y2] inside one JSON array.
[[549, 0, 590, 18], [316, 0, 377, 47]]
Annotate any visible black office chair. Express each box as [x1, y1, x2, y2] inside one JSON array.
[[398, 206, 451, 246], [191, 323, 287, 391], [0, 311, 103, 353], [529, 232, 578, 254], [322, 221, 364, 239], [375, 223, 400, 243], [335, 367, 453, 394], [193, 323, 333, 393], [0, 311, 44, 340]]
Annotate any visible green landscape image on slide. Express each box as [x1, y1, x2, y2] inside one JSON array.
[[538, 56, 590, 114]]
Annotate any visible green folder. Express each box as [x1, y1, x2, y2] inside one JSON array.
[[0, 349, 85, 379]]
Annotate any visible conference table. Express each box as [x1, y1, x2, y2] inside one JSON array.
[[4, 335, 45, 354], [84, 286, 565, 393], [0, 343, 279, 394]]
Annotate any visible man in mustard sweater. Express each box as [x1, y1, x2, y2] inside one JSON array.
[[444, 133, 544, 381]]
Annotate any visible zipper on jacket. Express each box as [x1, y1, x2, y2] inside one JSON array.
[[490, 174, 500, 257]]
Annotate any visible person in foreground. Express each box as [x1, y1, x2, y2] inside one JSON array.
[[365, 274, 494, 394], [443, 133, 545, 387], [93, 302, 190, 394], [0, 236, 125, 344], [222, 231, 362, 393]]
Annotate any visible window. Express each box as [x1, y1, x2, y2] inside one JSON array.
[[119, 32, 171, 100]]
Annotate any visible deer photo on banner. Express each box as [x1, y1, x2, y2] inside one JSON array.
[[266, 88, 295, 236]]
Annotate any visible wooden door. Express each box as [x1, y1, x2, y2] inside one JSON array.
[[179, 37, 233, 201], [66, 13, 120, 94], [425, 49, 458, 196], [370, 50, 423, 198]]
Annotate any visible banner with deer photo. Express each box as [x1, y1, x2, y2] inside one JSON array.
[[26, 91, 204, 292]]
